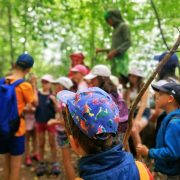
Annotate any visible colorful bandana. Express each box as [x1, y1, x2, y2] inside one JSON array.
[[57, 87, 120, 140]]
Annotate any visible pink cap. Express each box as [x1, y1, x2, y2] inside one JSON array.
[[71, 64, 88, 75], [70, 53, 85, 61]]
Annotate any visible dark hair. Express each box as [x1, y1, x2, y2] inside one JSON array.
[[157, 67, 178, 81], [129, 76, 144, 92], [96, 76, 119, 99], [14, 64, 29, 71], [63, 108, 114, 155]]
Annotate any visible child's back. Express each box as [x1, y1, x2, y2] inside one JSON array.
[[57, 87, 153, 180]]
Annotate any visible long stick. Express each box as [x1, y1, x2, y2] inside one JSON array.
[[123, 34, 180, 150]]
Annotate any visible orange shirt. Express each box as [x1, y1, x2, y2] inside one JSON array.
[[9, 79, 34, 136]]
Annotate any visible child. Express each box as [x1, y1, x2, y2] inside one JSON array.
[[49, 76, 76, 180], [70, 64, 88, 91], [0, 53, 37, 180], [124, 66, 150, 158], [84, 64, 128, 143], [24, 73, 40, 166], [136, 81, 180, 179], [57, 87, 152, 180], [35, 74, 60, 176]]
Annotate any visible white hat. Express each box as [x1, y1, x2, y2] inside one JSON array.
[[52, 76, 73, 90], [84, 64, 111, 80], [41, 74, 54, 82], [110, 75, 119, 87], [128, 67, 145, 78]]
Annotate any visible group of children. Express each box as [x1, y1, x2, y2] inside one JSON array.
[[0, 51, 179, 180]]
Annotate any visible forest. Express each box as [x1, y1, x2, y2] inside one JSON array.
[[0, 0, 179, 77]]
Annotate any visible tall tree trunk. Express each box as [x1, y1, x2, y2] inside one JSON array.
[[23, 0, 28, 52], [7, 0, 14, 66], [90, 1, 95, 66]]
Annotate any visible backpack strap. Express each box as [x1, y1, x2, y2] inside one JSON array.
[[11, 79, 25, 87], [135, 161, 153, 180], [0, 78, 5, 85]]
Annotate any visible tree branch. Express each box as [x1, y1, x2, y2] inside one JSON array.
[[150, 0, 170, 50]]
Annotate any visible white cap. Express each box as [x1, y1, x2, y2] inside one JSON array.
[[110, 75, 119, 87], [128, 67, 145, 78], [52, 76, 73, 90], [41, 74, 54, 82], [84, 64, 111, 80]]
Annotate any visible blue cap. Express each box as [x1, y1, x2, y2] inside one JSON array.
[[154, 52, 179, 68], [57, 87, 120, 140], [16, 53, 34, 68], [152, 81, 180, 105]]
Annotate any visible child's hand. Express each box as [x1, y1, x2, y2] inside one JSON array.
[[49, 95, 56, 102], [136, 144, 149, 156], [48, 118, 64, 126]]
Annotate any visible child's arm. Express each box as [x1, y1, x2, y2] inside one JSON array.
[[136, 145, 149, 156], [137, 119, 180, 160], [134, 89, 149, 121]]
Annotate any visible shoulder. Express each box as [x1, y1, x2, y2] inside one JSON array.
[[118, 22, 130, 30], [19, 81, 33, 91]]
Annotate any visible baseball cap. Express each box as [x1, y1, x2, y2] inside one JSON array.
[[152, 81, 180, 105], [154, 52, 179, 68], [84, 64, 111, 80], [57, 87, 120, 140], [41, 74, 53, 82], [16, 53, 34, 68], [128, 66, 145, 77], [51, 76, 73, 90], [71, 64, 88, 75], [70, 53, 85, 61]]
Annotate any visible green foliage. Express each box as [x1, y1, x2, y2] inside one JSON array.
[[0, 0, 179, 78]]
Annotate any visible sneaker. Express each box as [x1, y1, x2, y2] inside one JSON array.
[[36, 162, 47, 177], [32, 153, 41, 161], [25, 156, 32, 166], [51, 162, 61, 175]]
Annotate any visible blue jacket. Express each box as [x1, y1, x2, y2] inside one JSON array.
[[149, 108, 180, 176], [78, 144, 140, 180]]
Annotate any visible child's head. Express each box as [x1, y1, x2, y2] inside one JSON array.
[[57, 87, 120, 155], [84, 64, 118, 97], [52, 76, 73, 93], [15, 53, 34, 73], [84, 64, 111, 86], [128, 66, 144, 88], [41, 74, 53, 91], [154, 52, 179, 80], [71, 65, 88, 83], [152, 80, 180, 110], [70, 53, 85, 67]]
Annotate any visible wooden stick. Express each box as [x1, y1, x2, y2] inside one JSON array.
[[123, 34, 180, 150]]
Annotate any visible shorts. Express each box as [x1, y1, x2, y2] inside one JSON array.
[[36, 122, 56, 134], [0, 136, 25, 155], [25, 115, 36, 131], [56, 130, 69, 148]]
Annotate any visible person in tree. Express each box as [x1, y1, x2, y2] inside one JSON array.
[[96, 9, 131, 77]]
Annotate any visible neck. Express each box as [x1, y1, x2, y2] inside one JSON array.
[[165, 105, 179, 114], [10, 69, 26, 79]]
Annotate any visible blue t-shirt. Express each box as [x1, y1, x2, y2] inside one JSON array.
[[35, 92, 55, 123]]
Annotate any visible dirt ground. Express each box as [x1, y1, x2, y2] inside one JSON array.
[[0, 148, 79, 180]]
